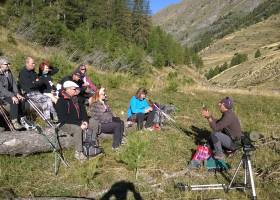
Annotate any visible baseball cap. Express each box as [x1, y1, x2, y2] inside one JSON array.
[[63, 81, 79, 89], [220, 97, 233, 109], [73, 71, 82, 76]]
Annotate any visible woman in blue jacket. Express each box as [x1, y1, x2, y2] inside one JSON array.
[[127, 87, 155, 130]]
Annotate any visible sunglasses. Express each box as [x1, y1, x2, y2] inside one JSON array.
[[3, 63, 10, 66], [80, 68, 86, 71]]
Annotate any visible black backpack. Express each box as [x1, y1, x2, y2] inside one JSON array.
[[82, 128, 102, 158]]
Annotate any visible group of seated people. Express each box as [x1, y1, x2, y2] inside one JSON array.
[[0, 56, 244, 161], [0, 56, 162, 160]]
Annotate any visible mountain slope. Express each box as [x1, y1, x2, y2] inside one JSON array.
[[152, 0, 265, 45], [200, 14, 280, 90]]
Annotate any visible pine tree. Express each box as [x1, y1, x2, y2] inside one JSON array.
[[130, 0, 151, 47]]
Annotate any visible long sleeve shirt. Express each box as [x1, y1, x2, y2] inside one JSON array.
[[55, 91, 88, 126], [210, 109, 243, 139], [39, 67, 59, 93], [18, 67, 44, 93], [91, 101, 114, 124], [127, 96, 150, 118], [0, 71, 18, 98]]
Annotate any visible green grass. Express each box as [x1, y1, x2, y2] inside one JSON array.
[[0, 88, 279, 199]]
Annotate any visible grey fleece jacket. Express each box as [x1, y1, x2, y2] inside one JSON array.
[[0, 70, 18, 99], [210, 109, 243, 139]]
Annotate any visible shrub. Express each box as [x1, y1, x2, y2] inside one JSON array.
[[106, 75, 122, 89], [230, 53, 248, 67], [11, 53, 26, 74], [205, 62, 229, 80], [167, 71, 178, 80], [33, 19, 67, 46], [182, 77, 195, 85], [255, 49, 261, 58], [7, 33, 17, 45], [119, 134, 151, 178], [48, 54, 74, 82], [153, 52, 165, 68], [165, 80, 178, 92]]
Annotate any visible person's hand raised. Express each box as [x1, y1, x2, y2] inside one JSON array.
[[201, 109, 211, 119]]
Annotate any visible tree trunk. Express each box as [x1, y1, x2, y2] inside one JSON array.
[[0, 128, 74, 155]]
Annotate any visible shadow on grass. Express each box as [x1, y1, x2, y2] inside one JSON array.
[[101, 181, 143, 200], [173, 123, 211, 145]]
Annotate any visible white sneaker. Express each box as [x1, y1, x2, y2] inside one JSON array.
[[74, 151, 87, 161], [20, 117, 36, 130]]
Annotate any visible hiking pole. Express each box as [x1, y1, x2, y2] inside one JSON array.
[[36, 126, 69, 167], [25, 98, 53, 127], [152, 103, 176, 123], [0, 103, 16, 132], [25, 97, 69, 174]]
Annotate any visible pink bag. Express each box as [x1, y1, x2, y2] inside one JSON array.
[[192, 145, 212, 161]]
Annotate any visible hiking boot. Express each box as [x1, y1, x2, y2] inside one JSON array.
[[11, 119, 23, 130], [74, 151, 87, 161], [214, 152, 225, 160]]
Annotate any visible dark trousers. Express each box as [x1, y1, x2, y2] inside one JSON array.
[[101, 117, 124, 148], [211, 132, 236, 154], [135, 110, 155, 130], [3, 97, 23, 120]]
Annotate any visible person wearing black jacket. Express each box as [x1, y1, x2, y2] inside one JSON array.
[[38, 60, 59, 103], [56, 81, 89, 161], [18, 57, 57, 121]]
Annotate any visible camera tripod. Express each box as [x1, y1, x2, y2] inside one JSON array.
[[176, 145, 257, 200]]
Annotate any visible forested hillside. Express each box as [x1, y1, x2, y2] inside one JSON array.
[[153, 0, 266, 46], [153, 0, 280, 52], [0, 0, 203, 72]]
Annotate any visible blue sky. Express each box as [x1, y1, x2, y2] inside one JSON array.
[[150, 0, 182, 14]]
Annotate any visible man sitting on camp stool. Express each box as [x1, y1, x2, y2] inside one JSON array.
[[55, 81, 88, 161], [201, 97, 244, 160], [0, 57, 25, 129]]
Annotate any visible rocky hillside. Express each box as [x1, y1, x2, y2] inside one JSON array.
[[200, 14, 280, 90], [152, 0, 265, 46]]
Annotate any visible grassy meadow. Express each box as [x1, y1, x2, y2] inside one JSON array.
[[0, 85, 279, 200], [0, 22, 279, 200]]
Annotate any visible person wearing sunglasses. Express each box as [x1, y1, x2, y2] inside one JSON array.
[[75, 64, 97, 93], [0, 57, 25, 129]]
